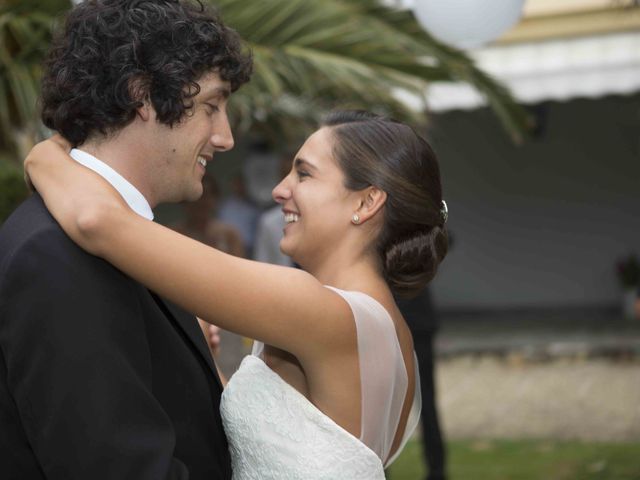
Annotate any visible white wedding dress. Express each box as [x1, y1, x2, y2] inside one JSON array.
[[220, 287, 422, 479]]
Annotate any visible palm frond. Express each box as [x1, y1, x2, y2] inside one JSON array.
[[0, 9, 58, 155], [214, 0, 531, 143]]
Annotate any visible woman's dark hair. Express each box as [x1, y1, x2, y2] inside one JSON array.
[[41, 0, 252, 146], [322, 110, 448, 298]]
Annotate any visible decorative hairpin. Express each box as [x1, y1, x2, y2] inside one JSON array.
[[440, 200, 448, 225]]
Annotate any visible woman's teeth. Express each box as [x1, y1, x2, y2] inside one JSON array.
[[197, 156, 207, 167], [284, 213, 299, 224]]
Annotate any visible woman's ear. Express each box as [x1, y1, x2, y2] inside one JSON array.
[[354, 186, 387, 224]]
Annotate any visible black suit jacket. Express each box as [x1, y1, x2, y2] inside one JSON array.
[[0, 194, 231, 479]]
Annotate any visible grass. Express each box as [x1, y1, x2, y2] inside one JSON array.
[[386, 439, 640, 480]]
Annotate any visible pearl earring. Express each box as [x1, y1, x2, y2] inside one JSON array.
[[351, 214, 360, 224]]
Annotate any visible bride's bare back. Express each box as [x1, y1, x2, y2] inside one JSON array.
[[258, 286, 418, 465]]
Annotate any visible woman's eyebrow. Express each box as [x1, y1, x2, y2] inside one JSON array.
[[294, 158, 318, 171]]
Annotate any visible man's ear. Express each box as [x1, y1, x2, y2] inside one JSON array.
[[136, 100, 151, 122], [129, 77, 151, 121], [354, 186, 387, 223]]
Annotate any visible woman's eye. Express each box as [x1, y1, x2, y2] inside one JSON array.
[[297, 170, 310, 180]]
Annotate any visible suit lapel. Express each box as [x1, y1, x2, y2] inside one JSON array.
[[150, 292, 223, 391]]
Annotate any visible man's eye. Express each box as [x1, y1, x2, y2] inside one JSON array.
[[205, 103, 220, 113]]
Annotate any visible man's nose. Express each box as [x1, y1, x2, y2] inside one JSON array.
[[211, 113, 234, 152]]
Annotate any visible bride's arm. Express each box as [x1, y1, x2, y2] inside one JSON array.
[[25, 139, 354, 359]]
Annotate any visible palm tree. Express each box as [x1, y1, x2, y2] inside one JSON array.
[[0, 0, 71, 222], [0, 0, 70, 160], [0, 0, 531, 165], [218, 0, 531, 144]]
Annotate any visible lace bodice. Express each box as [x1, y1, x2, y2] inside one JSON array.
[[219, 287, 421, 479], [221, 355, 386, 479]]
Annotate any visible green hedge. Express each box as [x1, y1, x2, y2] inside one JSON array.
[[0, 159, 29, 225]]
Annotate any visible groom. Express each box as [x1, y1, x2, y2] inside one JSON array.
[[0, 1, 251, 479]]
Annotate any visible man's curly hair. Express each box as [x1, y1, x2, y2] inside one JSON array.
[[41, 0, 253, 146]]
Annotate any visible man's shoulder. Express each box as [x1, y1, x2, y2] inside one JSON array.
[[1, 193, 71, 256], [0, 194, 118, 280], [2, 192, 52, 228]]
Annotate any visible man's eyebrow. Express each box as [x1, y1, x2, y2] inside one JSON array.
[[294, 158, 318, 171], [202, 86, 231, 100]]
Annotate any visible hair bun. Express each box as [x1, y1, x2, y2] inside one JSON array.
[[384, 225, 448, 298]]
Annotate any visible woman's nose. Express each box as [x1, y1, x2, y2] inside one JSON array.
[[272, 174, 292, 204]]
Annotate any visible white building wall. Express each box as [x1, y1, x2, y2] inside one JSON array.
[[429, 94, 640, 309]]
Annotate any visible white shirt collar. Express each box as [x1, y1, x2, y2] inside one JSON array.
[[70, 149, 154, 220]]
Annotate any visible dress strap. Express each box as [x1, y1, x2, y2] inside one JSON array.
[[325, 286, 420, 466]]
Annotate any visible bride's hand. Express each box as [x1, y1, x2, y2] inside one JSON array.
[[24, 135, 72, 191], [24, 135, 130, 256]]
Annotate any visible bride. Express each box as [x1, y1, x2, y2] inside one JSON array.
[[26, 110, 448, 479]]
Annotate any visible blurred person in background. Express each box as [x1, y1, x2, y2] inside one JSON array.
[[195, 318, 229, 387], [26, 110, 449, 479], [396, 288, 447, 480], [218, 174, 260, 256], [198, 318, 222, 359], [253, 204, 294, 267], [395, 232, 453, 480], [172, 173, 245, 258], [254, 152, 296, 267]]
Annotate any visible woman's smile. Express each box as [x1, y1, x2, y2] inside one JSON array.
[[284, 212, 300, 224]]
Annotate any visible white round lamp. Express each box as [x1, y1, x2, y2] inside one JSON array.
[[412, 0, 526, 50]]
